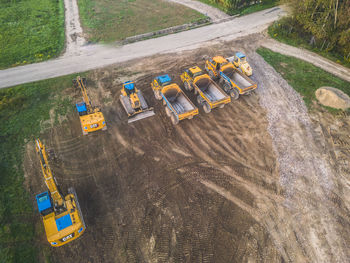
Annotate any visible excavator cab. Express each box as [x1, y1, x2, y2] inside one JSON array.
[[36, 192, 54, 216]]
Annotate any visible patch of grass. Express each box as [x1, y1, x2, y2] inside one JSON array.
[[0, 0, 65, 69], [78, 0, 206, 42], [257, 47, 350, 111], [0, 75, 80, 262], [268, 17, 350, 69]]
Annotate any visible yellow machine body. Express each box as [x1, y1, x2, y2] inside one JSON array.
[[74, 76, 107, 135], [35, 139, 86, 247], [233, 55, 252, 76], [181, 66, 230, 112]]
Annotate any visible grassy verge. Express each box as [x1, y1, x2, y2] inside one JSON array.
[[0, 0, 65, 69], [0, 75, 78, 262], [268, 17, 350, 69], [257, 47, 350, 112], [78, 0, 206, 42], [196, 0, 278, 15]]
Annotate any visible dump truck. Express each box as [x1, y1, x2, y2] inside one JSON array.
[[151, 74, 198, 125], [227, 52, 253, 76], [73, 76, 107, 135], [35, 139, 85, 247], [120, 81, 155, 123], [180, 66, 230, 113], [205, 56, 257, 100]]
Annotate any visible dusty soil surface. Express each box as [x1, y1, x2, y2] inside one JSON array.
[[316, 87, 350, 110], [63, 0, 86, 56], [261, 38, 350, 83], [23, 35, 350, 262], [167, 0, 230, 21]]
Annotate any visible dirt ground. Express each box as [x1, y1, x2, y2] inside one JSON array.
[[23, 35, 350, 262]]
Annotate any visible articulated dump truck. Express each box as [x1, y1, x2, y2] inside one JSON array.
[[181, 66, 231, 113], [151, 74, 198, 125], [205, 56, 257, 100]]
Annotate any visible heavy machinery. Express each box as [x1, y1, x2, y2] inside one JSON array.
[[35, 139, 85, 247], [119, 81, 155, 123], [180, 66, 230, 113], [73, 76, 107, 135], [151, 74, 198, 124], [205, 56, 257, 100], [228, 52, 253, 76]]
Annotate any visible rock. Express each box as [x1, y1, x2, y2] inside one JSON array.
[[315, 87, 350, 110]]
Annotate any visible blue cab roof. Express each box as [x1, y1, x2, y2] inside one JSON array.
[[76, 102, 87, 113], [123, 81, 135, 90], [56, 214, 73, 231], [236, 52, 246, 59], [157, 74, 171, 84], [36, 192, 52, 213]]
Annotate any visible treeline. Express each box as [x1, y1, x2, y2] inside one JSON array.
[[281, 0, 350, 61]]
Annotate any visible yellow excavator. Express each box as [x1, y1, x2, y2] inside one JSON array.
[[120, 81, 155, 123], [35, 139, 85, 247], [73, 76, 107, 135]]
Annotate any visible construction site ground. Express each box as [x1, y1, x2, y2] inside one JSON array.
[[23, 34, 350, 262]]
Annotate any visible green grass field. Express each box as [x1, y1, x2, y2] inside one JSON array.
[[257, 47, 350, 112], [78, 0, 206, 42], [0, 0, 65, 69], [0, 76, 77, 262]]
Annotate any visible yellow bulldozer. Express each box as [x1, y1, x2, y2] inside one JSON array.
[[120, 81, 155, 123], [35, 139, 85, 247], [73, 76, 107, 135]]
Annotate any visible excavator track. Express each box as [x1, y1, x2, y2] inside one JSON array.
[[68, 187, 86, 229]]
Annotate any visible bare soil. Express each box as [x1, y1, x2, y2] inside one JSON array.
[[23, 35, 350, 263]]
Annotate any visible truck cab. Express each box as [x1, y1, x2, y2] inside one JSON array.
[[205, 56, 233, 80], [151, 74, 173, 100]]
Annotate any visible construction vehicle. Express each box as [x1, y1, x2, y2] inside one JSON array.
[[180, 66, 230, 113], [119, 81, 155, 123], [73, 76, 107, 135], [205, 56, 257, 100], [227, 52, 253, 76], [35, 139, 85, 247], [151, 74, 198, 124]]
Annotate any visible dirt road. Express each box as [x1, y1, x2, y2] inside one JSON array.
[[0, 7, 285, 89], [167, 0, 230, 21], [261, 38, 350, 82], [23, 35, 350, 262]]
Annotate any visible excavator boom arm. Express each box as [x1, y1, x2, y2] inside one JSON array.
[[36, 139, 64, 205], [76, 76, 93, 112]]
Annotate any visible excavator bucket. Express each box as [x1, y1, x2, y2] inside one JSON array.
[[120, 90, 155, 123]]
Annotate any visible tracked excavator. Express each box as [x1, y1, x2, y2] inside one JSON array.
[[35, 139, 85, 247], [119, 81, 155, 123], [74, 76, 107, 135]]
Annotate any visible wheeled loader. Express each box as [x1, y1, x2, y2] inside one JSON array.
[[151, 74, 198, 125], [73, 76, 107, 135], [35, 139, 85, 247], [205, 56, 257, 100], [180, 66, 230, 113], [119, 81, 155, 123], [227, 52, 253, 76]]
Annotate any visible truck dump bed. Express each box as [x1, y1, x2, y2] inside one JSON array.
[[163, 87, 196, 115], [222, 67, 254, 90], [195, 78, 227, 102]]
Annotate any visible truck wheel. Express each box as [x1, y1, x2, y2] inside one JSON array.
[[170, 113, 179, 125], [209, 70, 216, 80], [165, 106, 171, 116], [184, 82, 191, 91], [203, 102, 211, 113], [230, 88, 239, 100], [196, 95, 202, 105]]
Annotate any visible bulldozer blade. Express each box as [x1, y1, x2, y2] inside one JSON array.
[[68, 187, 86, 229], [128, 110, 155, 123]]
